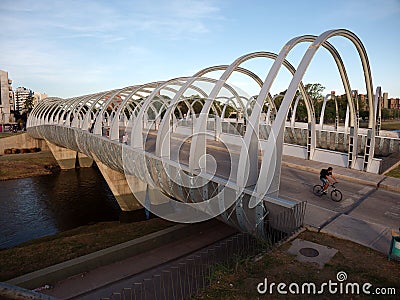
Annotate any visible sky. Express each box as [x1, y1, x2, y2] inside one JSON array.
[[0, 0, 399, 99]]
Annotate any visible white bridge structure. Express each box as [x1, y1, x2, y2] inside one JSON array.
[[27, 29, 391, 241]]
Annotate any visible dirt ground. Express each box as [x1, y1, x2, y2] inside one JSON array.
[[194, 230, 400, 299], [0, 151, 59, 180]]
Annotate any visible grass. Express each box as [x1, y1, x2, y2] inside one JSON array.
[[0, 132, 24, 139], [0, 151, 59, 180], [0, 218, 174, 281], [386, 166, 400, 178], [194, 230, 400, 299], [381, 121, 400, 131]]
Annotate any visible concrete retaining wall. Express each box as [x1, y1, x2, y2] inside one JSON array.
[[283, 128, 400, 157], [7, 221, 220, 290], [0, 133, 49, 155]]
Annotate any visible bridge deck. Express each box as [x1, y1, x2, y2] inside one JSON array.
[[144, 130, 260, 183]]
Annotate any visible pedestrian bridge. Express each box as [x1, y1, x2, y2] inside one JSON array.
[[27, 29, 388, 241]]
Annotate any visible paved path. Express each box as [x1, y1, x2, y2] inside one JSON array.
[[281, 155, 400, 255], [42, 221, 237, 299]]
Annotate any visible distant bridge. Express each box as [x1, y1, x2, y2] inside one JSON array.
[[27, 29, 394, 241]]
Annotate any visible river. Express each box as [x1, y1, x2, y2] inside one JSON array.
[[0, 167, 121, 249]]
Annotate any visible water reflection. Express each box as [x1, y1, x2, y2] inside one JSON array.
[[0, 167, 121, 249]]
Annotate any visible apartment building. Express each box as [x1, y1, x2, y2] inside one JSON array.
[[0, 69, 14, 123], [14, 86, 33, 113]]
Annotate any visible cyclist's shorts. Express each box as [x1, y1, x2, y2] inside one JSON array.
[[320, 177, 328, 185]]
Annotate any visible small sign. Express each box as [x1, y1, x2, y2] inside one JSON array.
[[388, 229, 400, 261]]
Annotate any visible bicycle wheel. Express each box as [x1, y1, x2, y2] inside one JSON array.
[[313, 185, 323, 196], [331, 189, 342, 202]]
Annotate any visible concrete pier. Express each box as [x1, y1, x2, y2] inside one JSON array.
[[46, 141, 77, 169], [94, 158, 143, 211]]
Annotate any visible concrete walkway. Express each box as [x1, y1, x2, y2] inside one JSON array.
[[282, 155, 400, 257], [282, 154, 400, 192]]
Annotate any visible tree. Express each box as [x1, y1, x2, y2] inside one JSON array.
[[304, 83, 325, 121], [24, 95, 34, 113], [381, 108, 390, 121]]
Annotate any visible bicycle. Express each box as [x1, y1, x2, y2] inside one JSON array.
[[313, 182, 342, 202]]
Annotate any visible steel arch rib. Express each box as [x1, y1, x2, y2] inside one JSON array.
[[154, 62, 270, 160], [154, 75, 246, 158], [188, 51, 321, 176], [251, 29, 375, 207], [237, 31, 370, 190]]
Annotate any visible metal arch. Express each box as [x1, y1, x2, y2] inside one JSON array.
[[245, 95, 257, 114], [61, 95, 86, 127], [43, 99, 62, 125], [28, 97, 57, 127], [190, 50, 314, 185], [28, 97, 50, 125], [125, 78, 215, 144], [237, 32, 369, 190], [86, 88, 131, 123], [40, 97, 67, 126], [92, 89, 141, 135], [221, 96, 242, 119], [188, 50, 322, 176], [339, 30, 374, 128], [290, 95, 303, 128], [188, 96, 220, 118], [32, 97, 57, 124], [192, 64, 265, 114], [192, 60, 297, 117], [374, 86, 382, 137], [130, 77, 191, 149], [83, 92, 107, 132], [70, 93, 107, 128], [253, 29, 376, 206], [266, 94, 282, 124], [154, 76, 246, 159], [79, 93, 103, 130], [367, 86, 382, 172], [43, 99, 64, 125], [106, 82, 161, 137], [319, 93, 340, 130], [152, 64, 260, 156]]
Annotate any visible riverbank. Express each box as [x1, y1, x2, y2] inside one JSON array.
[[0, 216, 174, 281], [0, 151, 60, 180], [0, 132, 24, 139]]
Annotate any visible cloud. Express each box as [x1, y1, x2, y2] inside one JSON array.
[[0, 0, 225, 97]]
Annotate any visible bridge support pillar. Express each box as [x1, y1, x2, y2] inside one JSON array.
[[95, 159, 143, 211], [78, 153, 93, 168], [46, 141, 77, 169]]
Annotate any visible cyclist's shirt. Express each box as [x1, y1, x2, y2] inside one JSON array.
[[320, 169, 329, 179]]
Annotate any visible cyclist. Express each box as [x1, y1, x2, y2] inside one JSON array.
[[320, 167, 338, 194]]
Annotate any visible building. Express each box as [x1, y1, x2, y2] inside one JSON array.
[[33, 91, 48, 106], [14, 86, 33, 113], [388, 98, 400, 109], [0, 69, 14, 124]]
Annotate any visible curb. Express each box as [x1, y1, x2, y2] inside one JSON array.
[[281, 160, 385, 189], [379, 177, 400, 193], [6, 221, 217, 290]]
